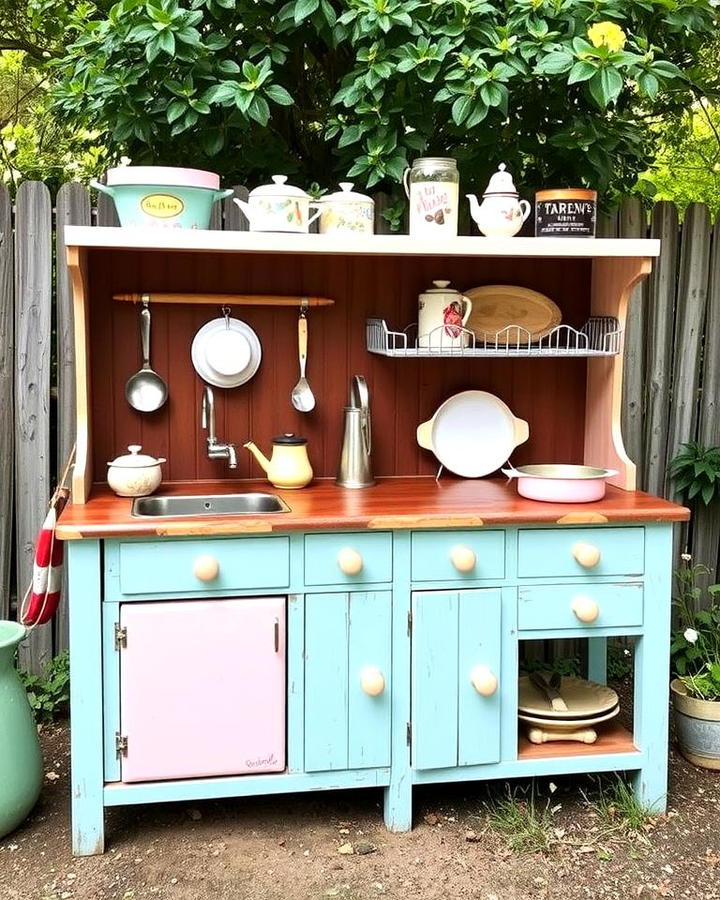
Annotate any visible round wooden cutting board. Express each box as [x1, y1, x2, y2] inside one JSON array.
[[464, 285, 562, 345]]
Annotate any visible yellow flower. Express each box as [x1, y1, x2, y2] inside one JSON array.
[[587, 21, 627, 53]]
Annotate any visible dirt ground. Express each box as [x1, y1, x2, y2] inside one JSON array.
[[2, 695, 720, 900]]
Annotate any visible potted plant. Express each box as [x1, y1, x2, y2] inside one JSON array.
[[670, 555, 720, 770]]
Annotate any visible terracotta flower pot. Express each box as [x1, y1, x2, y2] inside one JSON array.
[[671, 678, 720, 771], [0, 622, 43, 838]]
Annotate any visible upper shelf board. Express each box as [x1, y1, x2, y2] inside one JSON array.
[[65, 226, 660, 260]]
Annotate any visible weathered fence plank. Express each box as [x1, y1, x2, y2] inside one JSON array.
[[55, 184, 91, 651], [690, 219, 720, 589], [223, 186, 249, 231], [619, 197, 646, 477], [643, 203, 679, 498], [666, 204, 711, 497], [14, 182, 53, 673], [0, 186, 13, 622], [96, 190, 119, 227]]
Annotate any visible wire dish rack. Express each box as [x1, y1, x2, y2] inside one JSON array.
[[366, 316, 622, 358]]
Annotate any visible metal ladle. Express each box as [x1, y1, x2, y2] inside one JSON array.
[[125, 295, 168, 412]]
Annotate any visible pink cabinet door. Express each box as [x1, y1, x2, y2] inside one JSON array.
[[119, 597, 286, 782]]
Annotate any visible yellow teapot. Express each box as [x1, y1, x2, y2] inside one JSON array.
[[244, 433, 313, 489]]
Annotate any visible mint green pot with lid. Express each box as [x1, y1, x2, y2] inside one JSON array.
[[0, 621, 43, 839], [91, 166, 233, 229]]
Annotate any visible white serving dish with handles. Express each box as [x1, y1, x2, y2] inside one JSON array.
[[417, 390, 529, 478], [233, 175, 321, 233], [502, 464, 618, 503], [466, 163, 531, 237], [417, 280, 473, 349], [319, 182, 374, 234], [107, 445, 166, 497]]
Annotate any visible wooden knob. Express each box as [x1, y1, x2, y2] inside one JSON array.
[[450, 545, 476, 573], [470, 665, 498, 696], [360, 666, 385, 696], [193, 555, 219, 582], [337, 547, 363, 576], [571, 595, 599, 623], [572, 542, 601, 569]]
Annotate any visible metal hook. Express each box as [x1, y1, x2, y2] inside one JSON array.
[[221, 305, 231, 328], [300, 296, 309, 318]]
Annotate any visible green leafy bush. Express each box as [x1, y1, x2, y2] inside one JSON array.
[[18, 650, 70, 723], [669, 442, 720, 507], [51, 0, 716, 194], [671, 556, 720, 701]]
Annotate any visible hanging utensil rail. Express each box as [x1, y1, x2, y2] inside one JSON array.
[[113, 293, 334, 307]]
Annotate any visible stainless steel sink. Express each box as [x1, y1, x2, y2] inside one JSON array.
[[131, 493, 290, 518]]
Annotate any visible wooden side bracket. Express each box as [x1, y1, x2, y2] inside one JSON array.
[[584, 256, 653, 491], [67, 246, 92, 503]]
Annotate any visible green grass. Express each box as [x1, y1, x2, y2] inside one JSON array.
[[485, 784, 554, 854], [584, 775, 654, 833]]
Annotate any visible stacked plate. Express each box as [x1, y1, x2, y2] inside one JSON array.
[[518, 675, 619, 745], [191, 317, 262, 388]]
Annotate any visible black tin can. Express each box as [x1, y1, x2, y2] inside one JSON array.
[[535, 188, 597, 237]]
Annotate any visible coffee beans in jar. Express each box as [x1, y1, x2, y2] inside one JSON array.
[[535, 188, 597, 238]]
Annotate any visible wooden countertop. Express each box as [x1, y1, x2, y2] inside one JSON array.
[[55, 477, 689, 540]]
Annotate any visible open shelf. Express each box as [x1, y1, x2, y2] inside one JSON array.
[[518, 721, 637, 760], [367, 316, 622, 358]]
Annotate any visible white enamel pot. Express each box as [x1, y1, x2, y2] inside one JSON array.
[[502, 464, 618, 503], [417, 390, 529, 478]]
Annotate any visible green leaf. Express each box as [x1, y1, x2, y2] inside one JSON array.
[[536, 51, 573, 75], [217, 60, 241, 75], [167, 99, 186, 123], [293, 0, 320, 23], [568, 60, 596, 85], [158, 28, 175, 55], [247, 95, 270, 126], [264, 84, 294, 106], [588, 67, 624, 107], [651, 60, 683, 80], [451, 94, 473, 125], [203, 83, 237, 104]]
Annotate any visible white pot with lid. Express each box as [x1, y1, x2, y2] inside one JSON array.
[[107, 445, 166, 497], [319, 183, 375, 234], [233, 175, 321, 233], [466, 163, 531, 237]]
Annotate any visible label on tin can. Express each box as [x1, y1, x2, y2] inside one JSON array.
[[535, 199, 596, 237]]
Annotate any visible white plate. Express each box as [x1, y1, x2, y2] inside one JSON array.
[[191, 318, 261, 388], [518, 705, 619, 730], [416, 390, 529, 478]]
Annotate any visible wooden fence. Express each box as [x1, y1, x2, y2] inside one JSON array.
[[0, 182, 718, 672]]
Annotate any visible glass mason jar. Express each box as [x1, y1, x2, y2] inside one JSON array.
[[403, 157, 459, 237]]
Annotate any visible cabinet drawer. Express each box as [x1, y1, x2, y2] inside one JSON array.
[[304, 532, 392, 586], [517, 527, 644, 578], [411, 531, 505, 582], [117, 537, 290, 595], [518, 583, 643, 632]]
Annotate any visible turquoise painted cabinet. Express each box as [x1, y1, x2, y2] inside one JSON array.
[[304, 591, 392, 771], [68, 523, 675, 856], [412, 589, 502, 770]]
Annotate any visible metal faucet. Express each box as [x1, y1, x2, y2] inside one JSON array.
[[201, 386, 238, 469]]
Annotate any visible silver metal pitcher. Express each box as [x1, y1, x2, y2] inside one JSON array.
[[336, 375, 375, 488]]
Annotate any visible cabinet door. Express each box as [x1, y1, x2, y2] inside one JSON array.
[[304, 592, 391, 772], [119, 597, 286, 782], [412, 589, 502, 770]]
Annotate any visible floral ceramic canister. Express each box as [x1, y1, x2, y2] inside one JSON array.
[[318, 183, 375, 234]]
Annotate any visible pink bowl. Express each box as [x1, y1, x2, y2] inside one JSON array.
[[502, 465, 618, 503]]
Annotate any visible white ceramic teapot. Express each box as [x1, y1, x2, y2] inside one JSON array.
[[234, 176, 321, 233], [418, 280, 473, 350], [466, 164, 531, 237]]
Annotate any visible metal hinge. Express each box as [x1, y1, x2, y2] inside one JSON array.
[[406, 722, 411, 748], [407, 611, 412, 636], [114, 623, 127, 650], [115, 732, 128, 758]]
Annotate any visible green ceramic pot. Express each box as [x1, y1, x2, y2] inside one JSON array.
[[0, 621, 43, 839]]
